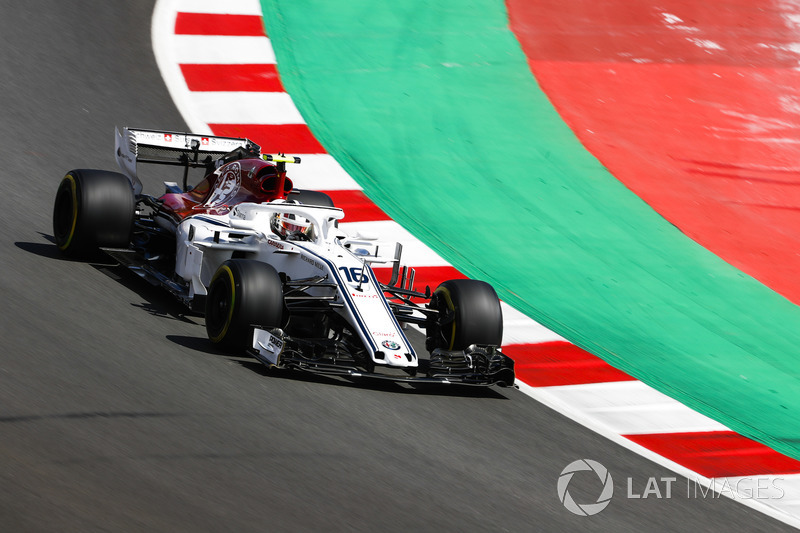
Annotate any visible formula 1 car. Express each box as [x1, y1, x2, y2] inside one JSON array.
[[52, 128, 514, 386]]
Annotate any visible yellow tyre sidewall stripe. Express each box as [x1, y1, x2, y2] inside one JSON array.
[[436, 286, 456, 350], [209, 265, 237, 343], [58, 174, 79, 251]]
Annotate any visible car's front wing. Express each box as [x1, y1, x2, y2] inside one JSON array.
[[250, 327, 515, 387]]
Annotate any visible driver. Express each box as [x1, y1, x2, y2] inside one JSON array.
[[271, 212, 314, 241]]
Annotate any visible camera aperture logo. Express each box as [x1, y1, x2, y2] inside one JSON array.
[[557, 459, 614, 516]]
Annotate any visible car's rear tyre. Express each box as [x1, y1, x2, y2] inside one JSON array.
[[206, 259, 284, 351], [426, 279, 503, 351], [291, 189, 334, 207], [52, 169, 135, 256]]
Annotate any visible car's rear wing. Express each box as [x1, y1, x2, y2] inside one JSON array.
[[115, 127, 260, 194]]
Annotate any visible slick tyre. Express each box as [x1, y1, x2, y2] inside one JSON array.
[[427, 279, 503, 351], [52, 169, 135, 256], [206, 259, 284, 351]]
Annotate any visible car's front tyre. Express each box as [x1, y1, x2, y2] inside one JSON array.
[[426, 279, 503, 351], [206, 259, 284, 351]]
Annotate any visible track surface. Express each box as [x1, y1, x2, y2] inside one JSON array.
[[0, 1, 791, 531]]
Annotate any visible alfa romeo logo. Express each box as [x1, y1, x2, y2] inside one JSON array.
[[381, 340, 400, 350], [557, 459, 614, 516]]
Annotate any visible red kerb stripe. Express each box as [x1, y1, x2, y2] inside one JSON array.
[[175, 13, 265, 36], [625, 431, 800, 477], [180, 64, 284, 92], [509, 341, 634, 386], [209, 124, 327, 154]]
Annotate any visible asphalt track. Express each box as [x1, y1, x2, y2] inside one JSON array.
[[0, 1, 791, 531]]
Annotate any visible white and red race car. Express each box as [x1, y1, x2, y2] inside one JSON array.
[[52, 128, 514, 386]]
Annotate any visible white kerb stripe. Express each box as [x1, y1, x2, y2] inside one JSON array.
[[188, 92, 304, 124], [152, 0, 210, 134], [538, 381, 730, 435], [171, 35, 276, 64], [172, 0, 263, 15], [287, 155, 362, 191], [501, 302, 566, 345]]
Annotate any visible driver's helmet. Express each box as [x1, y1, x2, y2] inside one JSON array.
[[271, 212, 313, 241]]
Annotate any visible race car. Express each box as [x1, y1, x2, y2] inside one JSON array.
[[52, 128, 515, 386]]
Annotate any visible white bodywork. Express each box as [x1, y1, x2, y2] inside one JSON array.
[[174, 201, 418, 369]]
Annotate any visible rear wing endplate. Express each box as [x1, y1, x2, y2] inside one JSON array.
[[115, 127, 260, 195]]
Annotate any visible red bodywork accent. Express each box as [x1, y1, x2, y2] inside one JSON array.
[[158, 158, 293, 223]]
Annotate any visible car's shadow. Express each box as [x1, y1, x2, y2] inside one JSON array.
[[17, 234, 116, 263], [18, 233, 199, 325], [24, 233, 511, 399]]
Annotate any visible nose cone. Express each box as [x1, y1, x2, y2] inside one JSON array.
[[385, 350, 412, 367]]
